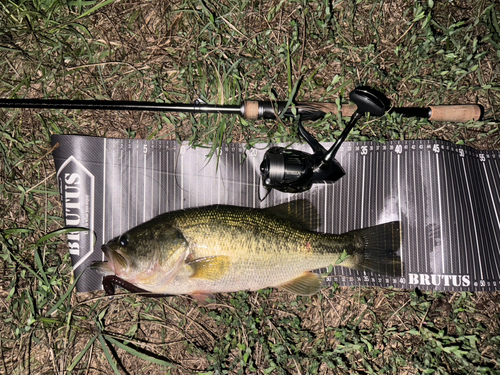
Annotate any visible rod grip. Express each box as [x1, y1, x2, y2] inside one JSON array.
[[244, 101, 260, 120], [428, 105, 482, 122]]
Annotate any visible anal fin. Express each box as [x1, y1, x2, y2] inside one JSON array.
[[190, 291, 213, 304], [187, 255, 230, 281], [278, 272, 322, 296]]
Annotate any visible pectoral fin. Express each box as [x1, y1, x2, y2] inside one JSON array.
[[187, 256, 231, 281], [278, 272, 322, 296]]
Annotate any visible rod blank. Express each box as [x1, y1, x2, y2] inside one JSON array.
[[0, 98, 482, 122]]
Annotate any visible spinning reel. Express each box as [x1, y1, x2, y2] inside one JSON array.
[[260, 87, 389, 193]]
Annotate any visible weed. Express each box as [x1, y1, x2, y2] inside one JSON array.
[[1, 0, 499, 373]]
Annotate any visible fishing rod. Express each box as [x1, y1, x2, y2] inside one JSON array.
[[0, 95, 482, 122], [0, 87, 483, 194]]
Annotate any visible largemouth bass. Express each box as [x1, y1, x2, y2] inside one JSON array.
[[92, 200, 401, 300]]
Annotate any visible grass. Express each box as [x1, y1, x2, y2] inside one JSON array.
[[1, 0, 500, 373]]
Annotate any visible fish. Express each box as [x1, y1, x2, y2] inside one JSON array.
[[91, 200, 402, 301]]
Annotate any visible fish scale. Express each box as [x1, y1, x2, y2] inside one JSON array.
[[92, 200, 402, 299]]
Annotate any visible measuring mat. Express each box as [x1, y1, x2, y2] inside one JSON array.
[[51, 135, 500, 293]]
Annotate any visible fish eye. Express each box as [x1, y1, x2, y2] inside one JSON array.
[[119, 234, 129, 247]]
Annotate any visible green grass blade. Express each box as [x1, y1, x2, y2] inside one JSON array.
[[2, 228, 34, 236], [67, 334, 98, 372], [36, 227, 89, 246], [98, 334, 122, 375], [34, 248, 50, 287], [279, 78, 302, 120], [3, 246, 45, 285], [103, 335, 176, 369], [74, 0, 117, 19], [45, 271, 84, 317]]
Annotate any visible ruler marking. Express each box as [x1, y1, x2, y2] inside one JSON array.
[[462, 157, 483, 280], [451, 149, 462, 274], [488, 154, 500, 283], [128, 141, 131, 229], [159, 144, 162, 214], [435, 152, 445, 274], [136, 144, 139, 225], [413, 147, 419, 272], [419, 149, 425, 273], [102, 139, 107, 267], [120, 142, 123, 234], [443, 149, 455, 279], [109, 142, 113, 245], [405, 147, 411, 275], [458, 149, 470, 274], [361, 153, 365, 228], [481, 158, 500, 278], [324, 181, 328, 233], [346, 148, 351, 230], [143, 149, 147, 222], [428, 149, 435, 275], [397, 148, 402, 276], [483, 161, 500, 233], [180, 145, 184, 209], [428, 144, 436, 275]]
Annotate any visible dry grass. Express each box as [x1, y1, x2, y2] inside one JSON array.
[[1, 0, 500, 373]]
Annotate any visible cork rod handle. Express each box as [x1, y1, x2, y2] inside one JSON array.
[[315, 103, 483, 122], [428, 105, 482, 122]]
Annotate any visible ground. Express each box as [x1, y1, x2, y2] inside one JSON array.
[[1, 0, 499, 374]]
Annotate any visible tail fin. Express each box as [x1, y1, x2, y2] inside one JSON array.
[[341, 221, 402, 277]]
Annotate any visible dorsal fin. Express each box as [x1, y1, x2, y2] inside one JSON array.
[[264, 199, 320, 231]]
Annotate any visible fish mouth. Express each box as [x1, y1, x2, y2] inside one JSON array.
[[101, 243, 113, 259], [92, 244, 128, 276], [90, 261, 115, 276]]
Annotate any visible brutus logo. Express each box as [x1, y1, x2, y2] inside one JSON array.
[[56, 156, 95, 270], [408, 273, 470, 287], [64, 172, 82, 254]]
